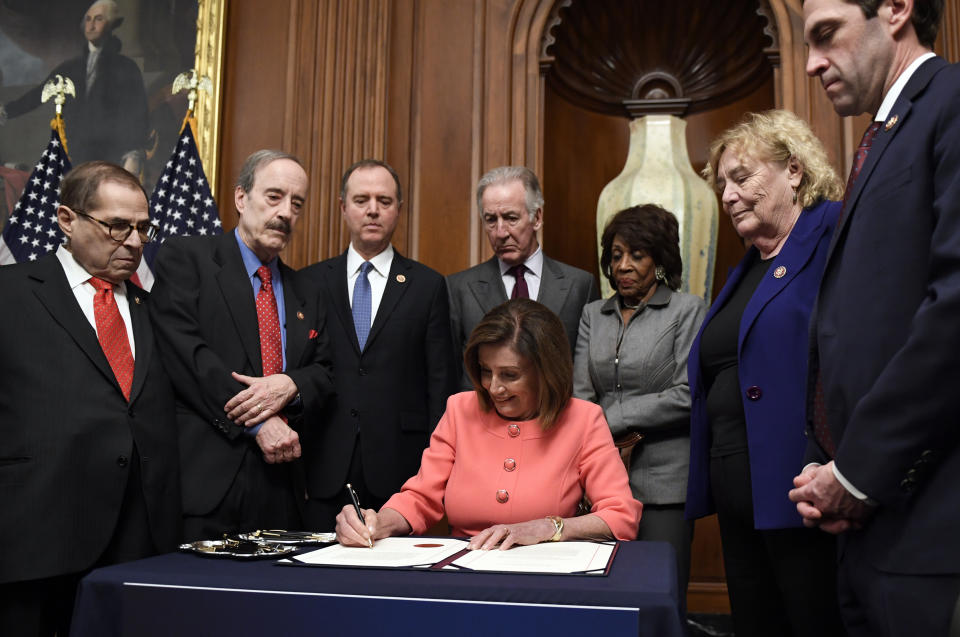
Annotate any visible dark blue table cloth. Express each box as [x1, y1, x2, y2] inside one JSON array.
[[71, 540, 682, 636]]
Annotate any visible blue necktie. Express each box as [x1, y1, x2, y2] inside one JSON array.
[[352, 261, 373, 350]]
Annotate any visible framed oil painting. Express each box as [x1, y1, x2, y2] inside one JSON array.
[[0, 0, 225, 228]]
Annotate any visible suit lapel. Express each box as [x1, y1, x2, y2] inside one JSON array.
[[126, 282, 151, 403], [281, 262, 309, 368], [826, 57, 945, 266], [467, 257, 508, 315], [30, 255, 122, 396], [325, 252, 361, 355], [537, 256, 571, 314], [214, 234, 262, 373], [365, 252, 413, 351], [739, 211, 826, 350]]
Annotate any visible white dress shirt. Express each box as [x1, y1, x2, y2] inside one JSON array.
[[347, 242, 394, 324], [55, 244, 136, 358], [498, 245, 544, 300]]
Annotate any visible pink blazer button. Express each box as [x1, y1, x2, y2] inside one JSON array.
[[495, 489, 509, 503], [503, 458, 516, 471], [507, 423, 520, 437]]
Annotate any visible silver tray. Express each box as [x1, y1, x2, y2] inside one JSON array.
[[179, 539, 296, 559], [238, 530, 336, 545]]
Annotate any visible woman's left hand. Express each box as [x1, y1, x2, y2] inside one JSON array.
[[468, 518, 557, 551]]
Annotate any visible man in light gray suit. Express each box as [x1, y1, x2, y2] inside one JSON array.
[[448, 166, 599, 388]]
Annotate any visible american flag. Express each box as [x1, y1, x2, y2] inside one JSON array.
[[0, 129, 72, 265], [143, 123, 221, 271]]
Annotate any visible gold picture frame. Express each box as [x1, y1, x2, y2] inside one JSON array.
[[193, 0, 227, 193]]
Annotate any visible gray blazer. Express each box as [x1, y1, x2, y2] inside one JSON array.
[[448, 254, 599, 388], [573, 287, 705, 504]]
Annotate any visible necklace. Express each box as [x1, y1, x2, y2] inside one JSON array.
[[621, 298, 642, 310]]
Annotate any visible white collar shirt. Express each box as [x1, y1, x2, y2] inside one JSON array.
[[498, 245, 544, 301], [55, 244, 136, 358], [347, 242, 394, 323]]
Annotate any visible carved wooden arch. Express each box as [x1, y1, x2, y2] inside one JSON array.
[[499, 0, 809, 176]]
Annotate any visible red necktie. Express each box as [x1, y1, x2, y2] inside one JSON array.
[[837, 121, 882, 224], [811, 122, 882, 457], [255, 265, 283, 376], [89, 277, 134, 401], [508, 264, 529, 299]]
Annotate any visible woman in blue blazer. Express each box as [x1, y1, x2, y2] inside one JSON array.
[[686, 110, 845, 637]]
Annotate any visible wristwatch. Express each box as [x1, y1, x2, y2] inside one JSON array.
[[546, 515, 564, 542]]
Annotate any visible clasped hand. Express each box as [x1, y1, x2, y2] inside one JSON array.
[[788, 461, 874, 534], [254, 416, 301, 464], [224, 371, 298, 426]]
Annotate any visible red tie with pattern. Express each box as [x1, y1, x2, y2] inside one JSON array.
[[837, 121, 882, 224], [89, 277, 134, 401], [255, 265, 283, 376], [812, 121, 883, 457]]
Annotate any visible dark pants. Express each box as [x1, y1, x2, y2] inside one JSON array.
[[303, 434, 389, 532], [838, 535, 960, 637], [0, 448, 156, 637], [710, 451, 845, 637], [183, 445, 301, 541], [637, 503, 693, 615]]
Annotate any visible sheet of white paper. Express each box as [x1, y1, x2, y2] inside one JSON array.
[[451, 541, 614, 574], [291, 537, 469, 567]]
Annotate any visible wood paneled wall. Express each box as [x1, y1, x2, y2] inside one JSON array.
[[214, 0, 960, 613]]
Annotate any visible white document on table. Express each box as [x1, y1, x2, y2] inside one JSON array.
[[450, 541, 614, 574], [290, 537, 468, 567]]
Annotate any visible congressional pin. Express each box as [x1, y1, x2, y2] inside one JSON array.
[[296, 311, 305, 320], [773, 266, 787, 279], [133, 296, 142, 304], [396, 274, 406, 283], [885, 114, 898, 131]]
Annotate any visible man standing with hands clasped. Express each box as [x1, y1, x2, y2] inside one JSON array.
[[150, 150, 334, 541], [790, 1, 960, 634]]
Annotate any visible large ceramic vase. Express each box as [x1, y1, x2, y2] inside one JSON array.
[[596, 114, 718, 301]]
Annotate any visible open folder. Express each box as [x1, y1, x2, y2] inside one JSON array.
[[282, 537, 618, 575]]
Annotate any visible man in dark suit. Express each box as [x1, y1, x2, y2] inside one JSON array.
[[301, 159, 456, 530], [150, 150, 333, 541], [447, 166, 599, 388], [789, 1, 960, 634], [0, 161, 180, 636]]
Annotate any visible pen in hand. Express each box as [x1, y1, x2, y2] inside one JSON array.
[[346, 483, 373, 548]]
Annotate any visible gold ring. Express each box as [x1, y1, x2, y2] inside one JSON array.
[[256, 403, 263, 414]]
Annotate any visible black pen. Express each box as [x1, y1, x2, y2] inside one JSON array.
[[345, 483, 373, 547]]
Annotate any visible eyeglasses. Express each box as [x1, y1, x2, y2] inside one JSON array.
[[72, 208, 158, 243]]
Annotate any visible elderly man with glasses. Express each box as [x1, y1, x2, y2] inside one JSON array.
[[0, 160, 181, 637]]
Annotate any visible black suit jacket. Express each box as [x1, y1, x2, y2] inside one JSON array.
[[149, 233, 334, 517], [0, 254, 180, 584], [809, 57, 960, 574], [301, 249, 457, 499], [447, 255, 599, 388]]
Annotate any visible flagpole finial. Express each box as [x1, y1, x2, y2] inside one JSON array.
[[172, 70, 213, 114], [41, 75, 76, 116]]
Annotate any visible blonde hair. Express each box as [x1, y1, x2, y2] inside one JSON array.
[[702, 109, 842, 209]]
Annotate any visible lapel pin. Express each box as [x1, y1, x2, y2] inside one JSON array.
[[885, 114, 898, 131], [773, 266, 786, 279], [396, 274, 406, 283], [133, 296, 142, 304], [296, 311, 305, 320]]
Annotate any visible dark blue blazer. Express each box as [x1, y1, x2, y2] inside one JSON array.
[[686, 199, 840, 529], [810, 57, 960, 575]]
